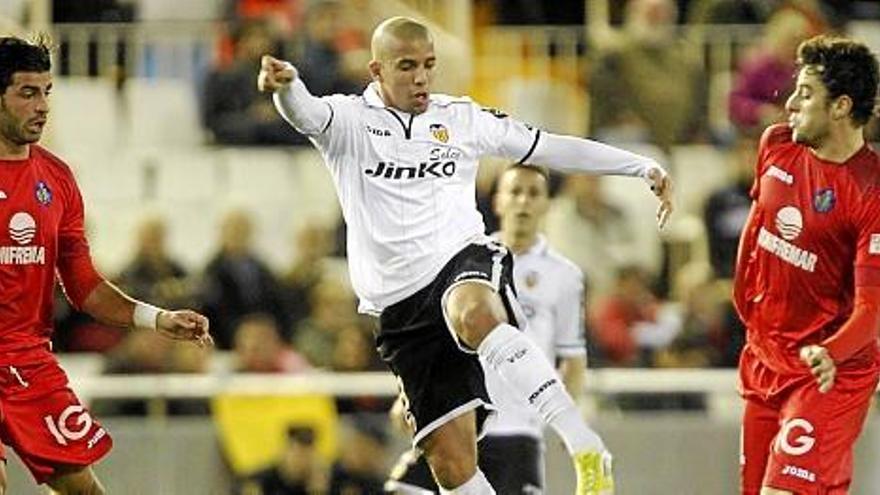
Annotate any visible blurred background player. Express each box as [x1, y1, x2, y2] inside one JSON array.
[[0, 35, 211, 494], [734, 35, 880, 495], [385, 163, 594, 494], [258, 15, 671, 495]]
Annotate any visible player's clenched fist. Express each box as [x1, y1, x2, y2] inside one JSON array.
[[157, 310, 214, 348], [257, 55, 298, 93], [800, 345, 836, 393], [646, 166, 674, 230]]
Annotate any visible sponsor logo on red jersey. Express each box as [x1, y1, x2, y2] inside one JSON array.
[[757, 206, 817, 272], [766, 165, 794, 185], [1, 211, 46, 265]]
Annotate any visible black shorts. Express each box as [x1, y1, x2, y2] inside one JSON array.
[[377, 241, 524, 446], [385, 435, 543, 494]]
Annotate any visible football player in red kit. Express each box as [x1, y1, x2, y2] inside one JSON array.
[[0, 36, 212, 494], [734, 35, 880, 495]]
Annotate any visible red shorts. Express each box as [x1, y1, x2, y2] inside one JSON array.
[[739, 347, 878, 494], [0, 359, 112, 483]]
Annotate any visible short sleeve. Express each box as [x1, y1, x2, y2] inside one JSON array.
[[752, 124, 791, 199], [554, 266, 587, 358], [472, 104, 541, 163], [854, 188, 880, 287]]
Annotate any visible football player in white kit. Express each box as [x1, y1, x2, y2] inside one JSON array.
[[257, 16, 672, 495], [385, 163, 594, 495]]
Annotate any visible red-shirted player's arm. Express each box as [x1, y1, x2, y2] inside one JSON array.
[[55, 170, 104, 310], [46, 151, 153, 326], [55, 165, 211, 345], [823, 180, 880, 362], [55, 168, 148, 326], [822, 286, 880, 362], [80, 280, 141, 327]]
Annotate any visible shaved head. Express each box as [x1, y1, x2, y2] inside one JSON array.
[[368, 16, 436, 114], [371, 16, 432, 62]]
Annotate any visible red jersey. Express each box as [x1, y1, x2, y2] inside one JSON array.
[[0, 146, 102, 365], [734, 124, 880, 376]]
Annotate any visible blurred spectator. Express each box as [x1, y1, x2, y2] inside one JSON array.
[[199, 209, 290, 349], [655, 271, 725, 368], [234, 314, 311, 373], [202, 18, 307, 145], [52, 287, 126, 352], [280, 221, 335, 329], [117, 215, 194, 309], [224, 0, 304, 34], [544, 175, 638, 301], [728, 7, 814, 136], [703, 137, 756, 279], [328, 416, 388, 495], [589, 0, 706, 155], [590, 265, 681, 366], [238, 425, 329, 495], [103, 330, 171, 374], [292, 277, 359, 369], [169, 341, 212, 373], [687, 0, 770, 24], [295, 0, 369, 97], [95, 331, 175, 416], [331, 324, 383, 372]]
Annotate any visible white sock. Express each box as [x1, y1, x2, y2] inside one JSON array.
[[438, 469, 495, 495], [478, 323, 605, 454]]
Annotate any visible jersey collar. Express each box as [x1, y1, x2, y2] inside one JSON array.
[[364, 82, 386, 108], [363, 83, 434, 114], [525, 234, 549, 257]]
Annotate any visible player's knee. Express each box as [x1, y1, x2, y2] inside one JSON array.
[[445, 286, 507, 349], [454, 302, 500, 348]]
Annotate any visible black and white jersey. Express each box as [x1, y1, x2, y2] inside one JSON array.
[[483, 235, 586, 438], [310, 83, 540, 313]]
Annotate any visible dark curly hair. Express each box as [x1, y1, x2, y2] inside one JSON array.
[[796, 35, 879, 126], [0, 34, 52, 94]]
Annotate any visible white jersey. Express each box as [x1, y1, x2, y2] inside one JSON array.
[[310, 83, 540, 313], [482, 235, 586, 439], [275, 78, 661, 313]]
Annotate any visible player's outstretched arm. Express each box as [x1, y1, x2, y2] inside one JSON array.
[[80, 281, 213, 347], [530, 132, 674, 228], [257, 54, 332, 135]]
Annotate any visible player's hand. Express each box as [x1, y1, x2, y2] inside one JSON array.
[[257, 55, 298, 93], [800, 345, 835, 393], [156, 310, 213, 348], [646, 166, 673, 229]]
